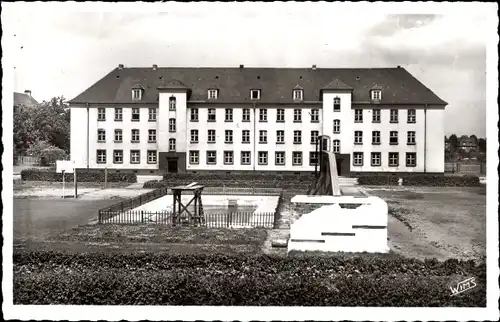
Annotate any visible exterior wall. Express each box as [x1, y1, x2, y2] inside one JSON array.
[[186, 105, 322, 172], [74, 106, 159, 170], [158, 91, 187, 153], [70, 107, 88, 168], [351, 107, 425, 173], [322, 91, 353, 155], [425, 109, 445, 172]]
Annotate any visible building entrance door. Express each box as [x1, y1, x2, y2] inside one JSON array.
[[167, 158, 178, 173]]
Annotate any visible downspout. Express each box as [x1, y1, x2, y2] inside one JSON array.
[[424, 104, 427, 173], [253, 102, 256, 172], [86, 103, 90, 170]]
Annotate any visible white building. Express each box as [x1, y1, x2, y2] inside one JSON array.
[[69, 64, 447, 176]]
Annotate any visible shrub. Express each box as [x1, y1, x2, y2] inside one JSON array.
[[20, 169, 136, 183], [13, 251, 486, 306], [357, 175, 399, 186], [143, 180, 165, 189], [357, 174, 480, 187]]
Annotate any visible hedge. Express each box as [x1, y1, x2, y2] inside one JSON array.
[[20, 169, 137, 183], [358, 174, 480, 187], [14, 251, 485, 306]]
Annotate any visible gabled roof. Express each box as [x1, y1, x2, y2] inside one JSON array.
[[157, 79, 188, 90], [69, 66, 448, 105], [371, 84, 383, 90], [14, 92, 38, 107], [322, 78, 353, 91]]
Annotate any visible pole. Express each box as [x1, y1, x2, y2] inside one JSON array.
[[74, 168, 78, 198], [62, 170, 65, 199]]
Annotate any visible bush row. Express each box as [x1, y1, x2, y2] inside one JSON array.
[[357, 174, 480, 187], [20, 169, 137, 183], [13, 251, 486, 306]]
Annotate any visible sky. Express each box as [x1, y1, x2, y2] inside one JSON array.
[[3, 2, 493, 137]]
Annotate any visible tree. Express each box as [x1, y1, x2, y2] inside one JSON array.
[[13, 108, 40, 155], [478, 138, 486, 152], [32, 96, 71, 153], [470, 134, 478, 146], [448, 134, 458, 153], [27, 140, 67, 166]]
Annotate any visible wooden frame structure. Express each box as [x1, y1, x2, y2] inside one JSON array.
[[171, 182, 205, 226]]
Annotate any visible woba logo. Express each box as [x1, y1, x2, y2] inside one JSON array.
[[450, 277, 477, 296]]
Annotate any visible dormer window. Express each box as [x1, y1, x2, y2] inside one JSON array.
[[293, 89, 303, 101], [208, 89, 218, 100], [250, 89, 261, 100], [132, 89, 142, 100], [169, 96, 176, 110], [371, 89, 382, 100]]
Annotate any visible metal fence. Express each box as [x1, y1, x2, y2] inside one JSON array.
[[99, 187, 169, 217], [98, 210, 276, 228], [445, 162, 486, 175]]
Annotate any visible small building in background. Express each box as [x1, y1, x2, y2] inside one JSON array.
[[14, 90, 38, 114]]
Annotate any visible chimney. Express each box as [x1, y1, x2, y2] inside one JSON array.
[[153, 64, 158, 70], [24, 90, 31, 98], [397, 65, 401, 68], [118, 64, 124, 69], [312, 64, 317, 70], [239, 64, 244, 69]]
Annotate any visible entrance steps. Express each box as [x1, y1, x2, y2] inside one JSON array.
[[338, 176, 358, 186]]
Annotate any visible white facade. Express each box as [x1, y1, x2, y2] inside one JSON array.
[[70, 82, 446, 175]]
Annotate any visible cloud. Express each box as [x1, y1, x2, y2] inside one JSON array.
[[368, 14, 440, 37]]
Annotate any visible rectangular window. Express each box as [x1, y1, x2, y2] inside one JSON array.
[[310, 131, 319, 144], [259, 130, 267, 144], [354, 109, 363, 123], [131, 108, 140, 121], [390, 131, 398, 145], [190, 130, 199, 143], [407, 109, 416, 123], [96, 150, 106, 164], [251, 89, 261, 100], [224, 151, 234, 165], [275, 151, 285, 165], [114, 129, 122, 142], [372, 90, 381, 100], [389, 152, 399, 167], [169, 138, 176, 152], [332, 140, 340, 153], [225, 108, 233, 122], [190, 108, 199, 121], [147, 150, 157, 164], [208, 108, 216, 122], [276, 130, 285, 144], [258, 151, 268, 165], [293, 130, 302, 144], [148, 108, 157, 121], [372, 109, 381, 123], [293, 109, 302, 122], [97, 129, 106, 142], [189, 151, 199, 164], [242, 108, 251, 122], [333, 120, 340, 133], [225, 130, 233, 143], [292, 151, 302, 165], [208, 89, 218, 100], [276, 109, 285, 122], [113, 150, 123, 164], [259, 109, 267, 122], [242, 130, 250, 143], [310, 109, 319, 122], [406, 152, 417, 167], [131, 129, 140, 142], [390, 109, 398, 123], [114, 108, 123, 121], [169, 118, 176, 132], [407, 131, 416, 145], [353, 152, 363, 166], [371, 152, 381, 167], [130, 150, 140, 164], [169, 97, 176, 110], [206, 151, 217, 164], [132, 89, 142, 100], [97, 108, 106, 121], [207, 129, 216, 143], [354, 131, 363, 144], [372, 131, 381, 145], [309, 152, 318, 166], [293, 89, 303, 101], [148, 129, 157, 143], [333, 97, 341, 112], [241, 151, 251, 165]]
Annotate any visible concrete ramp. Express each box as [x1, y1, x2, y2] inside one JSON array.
[[308, 151, 341, 196]]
